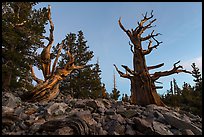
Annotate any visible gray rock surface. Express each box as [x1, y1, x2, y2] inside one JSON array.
[[2, 92, 202, 135], [163, 112, 202, 135]]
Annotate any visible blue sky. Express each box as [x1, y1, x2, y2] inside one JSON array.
[[33, 2, 202, 98]]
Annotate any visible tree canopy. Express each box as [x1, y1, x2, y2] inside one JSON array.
[[52, 31, 104, 99], [2, 2, 48, 91]]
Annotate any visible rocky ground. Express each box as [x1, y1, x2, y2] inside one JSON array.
[[2, 91, 202, 135]]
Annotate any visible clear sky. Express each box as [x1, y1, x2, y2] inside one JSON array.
[[33, 2, 202, 99]]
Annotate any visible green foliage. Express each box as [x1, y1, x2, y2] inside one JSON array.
[[53, 31, 104, 99], [2, 2, 48, 91], [89, 60, 104, 99], [101, 84, 108, 99], [162, 63, 202, 117], [191, 63, 202, 93], [122, 94, 130, 102], [110, 88, 120, 100]]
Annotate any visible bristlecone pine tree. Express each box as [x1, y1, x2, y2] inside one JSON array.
[[114, 10, 192, 106], [21, 5, 83, 102]]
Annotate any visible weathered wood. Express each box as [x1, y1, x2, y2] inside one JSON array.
[[21, 6, 83, 102], [115, 11, 191, 106]]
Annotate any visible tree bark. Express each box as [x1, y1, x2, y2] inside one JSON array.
[[115, 11, 191, 106], [21, 5, 83, 102]]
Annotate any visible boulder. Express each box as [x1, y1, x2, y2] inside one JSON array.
[[118, 109, 139, 118], [125, 125, 136, 135], [2, 91, 202, 135], [181, 129, 195, 135], [3, 92, 21, 108], [132, 117, 154, 135], [75, 110, 97, 126], [103, 119, 125, 135], [163, 112, 202, 135], [2, 106, 14, 114], [105, 108, 115, 115], [152, 121, 173, 135], [47, 103, 68, 115], [74, 99, 86, 108]]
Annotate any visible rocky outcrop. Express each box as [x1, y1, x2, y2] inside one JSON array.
[[2, 92, 202, 135]]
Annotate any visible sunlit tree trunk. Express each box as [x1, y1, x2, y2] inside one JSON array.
[[21, 6, 83, 102], [114, 11, 191, 106]]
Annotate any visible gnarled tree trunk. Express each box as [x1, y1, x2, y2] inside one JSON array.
[[21, 5, 83, 102], [114, 11, 191, 106]]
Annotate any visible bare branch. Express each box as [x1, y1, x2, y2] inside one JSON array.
[[139, 10, 154, 27], [121, 65, 136, 75], [47, 5, 54, 46], [155, 86, 163, 89], [142, 12, 147, 19], [141, 30, 161, 41], [40, 5, 55, 80], [134, 10, 156, 37], [113, 64, 131, 79], [155, 81, 163, 84], [147, 63, 164, 70], [142, 34, 162, 55], [29, 65, 43, 84], [51, 44, 62, 76], [151, 61, 192, 81], [142, 40, 153, 55], [64, 50, 75, 69], [174, 60, 181, 68], [139, 18, 156, 35], [118, 17, 131, 37], [152, 35, 163, 47]]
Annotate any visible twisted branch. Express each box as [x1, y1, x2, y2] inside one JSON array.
[[29, 65, 43, 84], [139, 10, 154, 27], [40, 5, 54, 80], [51, 44, 62, 76], [151, 60, 192, 81], [142, 33, 162, 55], [113, 64, 131, 79], [118, 17, 131, 38], [121, 65, 137, 75], [141, 30, 161, 41], [147, 63, 164, 70]]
